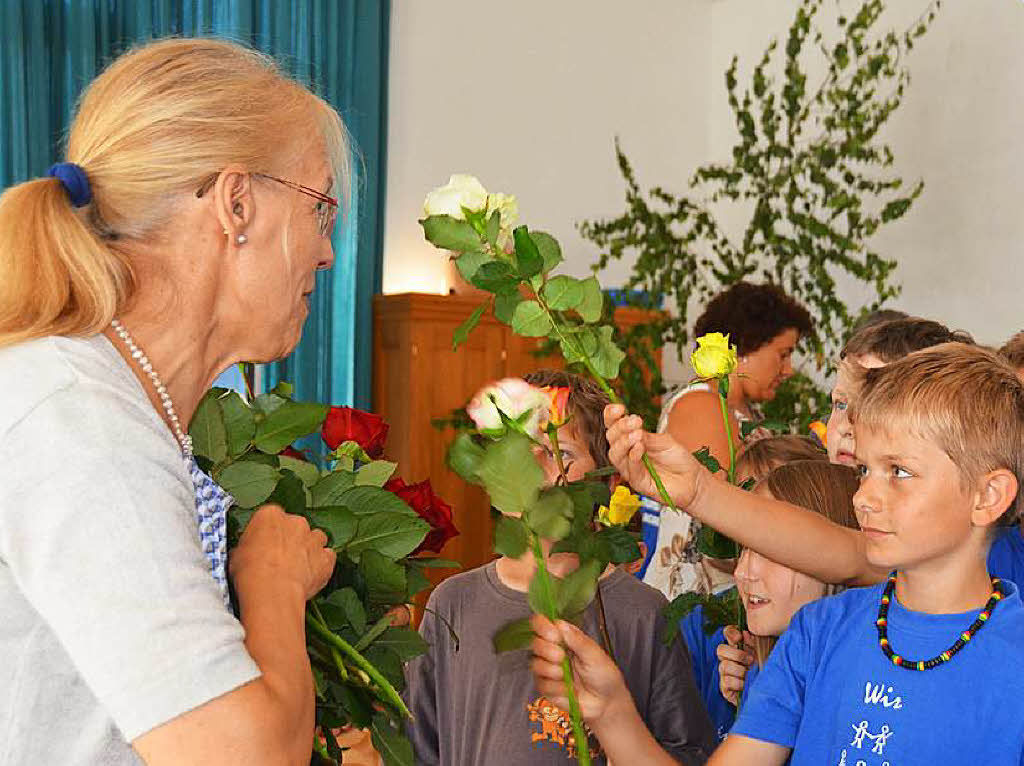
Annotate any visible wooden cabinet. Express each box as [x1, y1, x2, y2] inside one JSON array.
[[372, 293, 659, 586]]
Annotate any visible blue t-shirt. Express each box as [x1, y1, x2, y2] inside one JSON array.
[[680, 605, 736, 743], [988, 526, 1024, 586], [732, 580, 1024, 764]]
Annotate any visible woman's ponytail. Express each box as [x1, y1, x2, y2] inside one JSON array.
[[0, 177, 132, 347]]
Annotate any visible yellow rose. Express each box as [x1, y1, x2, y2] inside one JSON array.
[[598, 486, 641, 527], [691, 332, 738, 379]]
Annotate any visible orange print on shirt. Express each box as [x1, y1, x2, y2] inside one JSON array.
[[526, 696, 602, 760]]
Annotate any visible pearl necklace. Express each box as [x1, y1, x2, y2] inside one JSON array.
[[110, 318, 194, 458]]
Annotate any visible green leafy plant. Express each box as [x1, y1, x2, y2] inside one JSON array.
[[190, 383, 458, 766], [579, 0, 941, 430]]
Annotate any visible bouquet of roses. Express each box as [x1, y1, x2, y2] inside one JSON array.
[[189, 382, 458, 766]]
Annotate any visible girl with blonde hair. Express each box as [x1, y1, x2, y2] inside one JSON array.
[[0, 38, 349, 765]]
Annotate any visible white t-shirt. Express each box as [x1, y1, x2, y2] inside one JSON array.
[[0, 335, 260, 764]]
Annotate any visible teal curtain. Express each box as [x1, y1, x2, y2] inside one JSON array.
[[0, 0, 388, 409]]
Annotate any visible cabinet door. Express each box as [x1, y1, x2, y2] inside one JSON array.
[[416, 317, 506, 573]]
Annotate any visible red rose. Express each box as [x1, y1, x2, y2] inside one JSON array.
[[386, 477, 459, 555], [280, 446, 307, 461], [321, 406, 389, 457]]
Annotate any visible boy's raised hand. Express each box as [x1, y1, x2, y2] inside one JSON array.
[[529, 614, 632, 725], [604, 404, 706, 509]]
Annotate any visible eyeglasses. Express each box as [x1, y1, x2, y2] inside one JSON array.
[[195, 172, 338, 238]]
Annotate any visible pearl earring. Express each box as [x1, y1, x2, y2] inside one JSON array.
[[236, 234, 247, 245]]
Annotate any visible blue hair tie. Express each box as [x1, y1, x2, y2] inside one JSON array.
[[47, 162, 92, 208]]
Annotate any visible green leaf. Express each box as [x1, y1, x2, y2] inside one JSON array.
[[493, 617, 534, 653], [577, 277, 604, 323], [494, 288, 523, 325], [270, 381, 293, 397], [494, 515, 530, 558], [371, 713, 414, 766], [360, 550, 408, 605], [470, 261, 517, 292], [216, 462, 280, 508], [485, 209, 501, 246], [511, 300, 553, 337], [453, 301, 489, 350], [596, 526, 642, 564], [355, 460, 398, 487], [406, 565, 431, 598], [530, 231, 563, 274], [278, 455, 319, 487], [338, 485, 418, 517], [446, 432, 486, 483], [319, 587, 366, 634], [589, 325, 627, 379], [253, 392, 285, 416], [311, 471, 356, 507], [266, 470, 307, 516], [692, 446, 722, 474], [376, 627, 429, 661], [455, 250, 492, 283], [525, 489, 573, 541], [695, 524, 740, 559], [218, 391, 255, 457], [346, 512, 429, 562], [477, 433, 544, 517], [253, 401, 329, 454], [513, 226, 544, 278], [556, 559, 603, 618], [540, 275, 584, 311], [307, 505, 357, 549], [420, 214, 482, 252], [190, 391, 228, 464]]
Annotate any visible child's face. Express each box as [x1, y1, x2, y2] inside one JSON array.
[[852, 424, 976, 572], [533, 425, 598, 486], [827, 354, 885, 466], [735, 487, 827, 636]]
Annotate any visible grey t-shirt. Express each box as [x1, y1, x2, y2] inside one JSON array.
[[0, 336, 260, 764], [404, 562, 714, 765]]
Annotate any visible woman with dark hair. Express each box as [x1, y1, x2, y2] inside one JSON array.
[[642, 282, 813, 600]]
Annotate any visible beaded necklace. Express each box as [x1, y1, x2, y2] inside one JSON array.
[[876, 571, 1006, 671]]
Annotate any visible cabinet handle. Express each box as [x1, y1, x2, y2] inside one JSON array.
[[501, 349, 507, 361], [412, 343, 419, 357]]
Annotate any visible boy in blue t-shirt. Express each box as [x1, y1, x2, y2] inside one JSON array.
[[531, 343, 1024, 764]]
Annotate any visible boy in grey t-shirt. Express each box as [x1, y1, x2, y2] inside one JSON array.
[[404, 371, 714, 765]]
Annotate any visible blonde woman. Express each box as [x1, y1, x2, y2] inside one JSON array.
[[0, 39, 349, 765]]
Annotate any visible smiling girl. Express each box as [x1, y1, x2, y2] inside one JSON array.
[[718, 461, 859, 709]]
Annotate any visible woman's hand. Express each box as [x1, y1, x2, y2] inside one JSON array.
[[230, 503, 336, 601], [716, 625, 755, 707], [529, 615, 632, 726], [604, 404, 707, 509]]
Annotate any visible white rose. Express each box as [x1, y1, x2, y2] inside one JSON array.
[[423, 174, 489, 220], [466, 377, 549, 438], [487, 192, 519, 250]]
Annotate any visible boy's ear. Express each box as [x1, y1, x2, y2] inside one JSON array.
[[970, 468, 1019, 528]]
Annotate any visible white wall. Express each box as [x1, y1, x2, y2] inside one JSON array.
[[384, 0, 1024, 385], [709, 0, 1024, 348], [383, 0, 711, 296]]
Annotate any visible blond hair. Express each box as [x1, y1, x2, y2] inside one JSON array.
[[852, 343, 1024, 525], [0, 37, 350, 348]]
